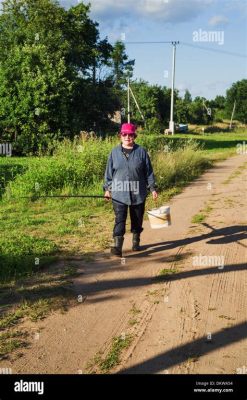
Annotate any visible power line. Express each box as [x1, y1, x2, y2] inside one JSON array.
[[123, 40, 247, 58], [180, 41, 247, 58], [124, 41, 177, 44]]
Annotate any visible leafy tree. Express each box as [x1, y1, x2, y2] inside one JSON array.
[[110, 41, 135, 89], [225, 80, 247, 123], [0, 0, 124, 153], [63, 2, 100, 75], [186, 97, 213, 124], [210, 95, 225, 109], [184, 89, 192, 103], [209, 95, 226, 122], [175, 99, 190, 123], [0, 0, 74, 153], [121, 80, 176, 132]]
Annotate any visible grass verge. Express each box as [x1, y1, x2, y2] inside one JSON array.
[[86, 334, 133, 373], [0, 266, 78, 359]]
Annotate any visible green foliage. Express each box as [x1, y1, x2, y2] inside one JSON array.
[[99, 334, 133, 372], [0, 233, 57, 281], [0, 0, 74, 153], [122, 80, 174, 129], [153, 142, 211, 189], [4, 136, 211, 201], [6, 138, 114, 197], [187, 97, 214, 124], [1, 132, 246, 282], [225, 79, 247, 123], [191, 213, 206, 223], [0, 161, 28, 198], [0, 44, 73, 153], [210, 95, 226, 109], [184, 89, 192, 103], [174, 99, 190, 123], [0, 0, 131, 154], [145, 117, 163, 134], [110, 41, 135, 89]]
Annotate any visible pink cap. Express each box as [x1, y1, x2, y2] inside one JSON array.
[[120, 123, 136, 135]]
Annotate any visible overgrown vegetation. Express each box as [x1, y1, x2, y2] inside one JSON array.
[[0, 136, 214, 282], [0, 0, 134, 154], [0, 0, 246, 365], [0, 0, 246, 153], [1, 132, 247, 283]]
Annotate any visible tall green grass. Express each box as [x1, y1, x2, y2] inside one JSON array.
[[3, 136, 209, 199], [5, 138, 114, 198], [153, 142, 212, 189], [0, 136, 215, 282]]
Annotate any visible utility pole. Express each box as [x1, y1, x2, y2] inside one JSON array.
[[169, 41, 179, 135], [129, 86, 145, 123], [229, 100, 236, 129], [126, 78, 145, 125], [203, 100, 212, 116]]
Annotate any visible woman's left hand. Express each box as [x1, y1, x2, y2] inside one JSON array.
[[152, 191, 158, 200]]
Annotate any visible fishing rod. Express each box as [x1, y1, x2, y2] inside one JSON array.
[[20, 195, 110, 199], [19, 194, 129, 205], [20, 193, 156, 205]]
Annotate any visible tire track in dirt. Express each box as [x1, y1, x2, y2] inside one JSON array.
[[1, 154, 246, 374], [120, 157, 247, 374]]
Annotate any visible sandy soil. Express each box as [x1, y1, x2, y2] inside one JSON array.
[[1, 153, 246, 374]]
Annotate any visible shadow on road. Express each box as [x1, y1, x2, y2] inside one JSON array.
[[120, 320, 247, 374]]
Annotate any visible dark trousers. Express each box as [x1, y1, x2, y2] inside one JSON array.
[[112, 201, 145, 237]]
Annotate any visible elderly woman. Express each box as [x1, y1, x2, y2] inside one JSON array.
[[104, 123, 158, 257]]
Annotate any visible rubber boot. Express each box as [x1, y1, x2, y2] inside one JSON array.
[[132, 233, 141, 251], [111, 236, 124, 257]]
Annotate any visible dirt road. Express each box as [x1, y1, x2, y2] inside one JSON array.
[[1, 153, 246, 374]]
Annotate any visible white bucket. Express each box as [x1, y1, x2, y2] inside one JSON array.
[[147, 206, 171, 229]]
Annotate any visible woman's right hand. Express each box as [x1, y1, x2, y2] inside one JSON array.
[[152, 191, 158, 201], [104, 191, 111, 201]]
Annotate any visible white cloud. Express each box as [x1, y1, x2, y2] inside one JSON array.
[[223, 0, 247, 17], [85, 0, 215, 24], [208, 15, 229, 26]]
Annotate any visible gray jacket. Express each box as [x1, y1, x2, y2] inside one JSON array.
[[103, 143, 157, 205]]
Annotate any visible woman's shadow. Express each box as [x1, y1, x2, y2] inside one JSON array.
[[127, 223, 247, 259]]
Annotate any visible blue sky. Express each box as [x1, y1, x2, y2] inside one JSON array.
[[1, 0, 246, 99], [61, 0, 247, 100]]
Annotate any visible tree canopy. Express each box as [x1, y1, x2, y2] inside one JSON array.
[[0, 0, 246, 153], [225, 80, 247, 123], [0, 0, 133, 153]]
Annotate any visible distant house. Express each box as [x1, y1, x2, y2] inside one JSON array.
[[109, 111, 122, 126]]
